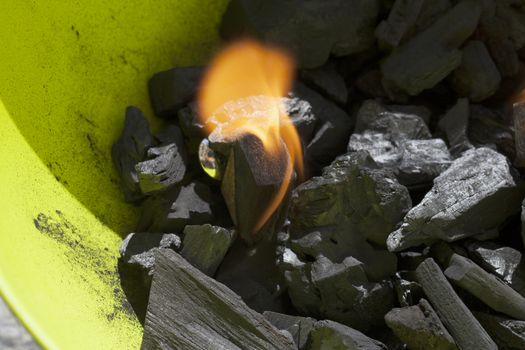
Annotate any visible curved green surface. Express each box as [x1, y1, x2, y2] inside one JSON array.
[[0, 1, 228, 349]]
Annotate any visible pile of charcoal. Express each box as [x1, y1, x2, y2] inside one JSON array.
[[112, 0, 525, 349]]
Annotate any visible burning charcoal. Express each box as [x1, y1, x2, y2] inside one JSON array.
[[514, 102, 525, 168], [135, 143, 187, 195], [375, 0, 425, 49], [148, 66, 203, 118], [307, 320, 387, 350], [180, 224, 235, 276], [469, 105, 515, 160], [118, 232, 181, 323], [438, 98, 473, 157], [444, 253, 525, 320], [300, 62, 347, 105], [111, 106, 153, 202], [450, 41, 501, 102], [415, 258, 497, 350], [220, 0, 380, 69], [290, 151, 411, 248], [294, 83, 353, 171], [474, 311, 525, 350], [393, 271, 424, 307], [282, 97, 317, 144], [465, 241, 525, 297], [139, 181, 217, 232], [141, 249, 296, 350], [381, 1, 481, 96], [385, 298, 457, 350], [263, 311, 316, 350], [387, 148, 524, 252]]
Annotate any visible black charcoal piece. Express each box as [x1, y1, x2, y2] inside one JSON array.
[[135, 143, 187, 195], [354, 69, 388, 98], [469, 105, 515, 160], [413, 0, 452, 33], [514, 102, 525, 168], [154, 124, 185, 147], [177, 103, 204, 140], [438, 98, 473, 157], [393, 271, 424, 307], [465, 241, 525, 297], [384, 298, 456, 350], [300, 63, 347, 105], [118, 232, 181, 323], [450, 41, 501, 102], [220, 0, 379, 69], [347, 132, 401, 168], [375, 0, 425, 49], [307, 320, 387, 350], [381, 1, 481, 95], [444, 253, 525, 320], [111, 106, 153, 202], [294, 83, 353, 171], [148, 66, 203, 118], [387, 148, 524, 252], [282, 96, 317, 144], [141, 249, 296, 350], [415, 258, 497, 350], [180, 224, 235, 277], [290, 151, 411, 247], [475, 311, 525, 350], [263, 311, 315, 350], [139, 181, 216, 232]]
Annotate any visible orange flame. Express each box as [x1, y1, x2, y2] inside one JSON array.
[[197, 39, 303, 235]]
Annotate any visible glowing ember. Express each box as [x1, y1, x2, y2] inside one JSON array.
[[197, 39, 303, 236]]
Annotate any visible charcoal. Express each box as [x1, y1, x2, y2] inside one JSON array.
[[180, 224, 236, 276], [474, 311, 525, 350], [300, 63, 347, 105], [177, 103, 204, 140], [141, 249, 296, 350], [220, 0, 380, 69], [111, 106, 153, 202], [375, 0, 425, 49], [388, 104, 432, 125], [387, 148, 524, 252], [469, 105, 515, 160], [347, 132, 400, 168], [393, 271, 424, 307], [415, 258, 497, 350], [438, 98, 473, 157], [450, 41, 501, 102], [381, 1, 481, 95], [139, 181, 217, 232], [307, 320, 387, 350], [154, 124, 185, 147], [523, 199, 525, 248], [413, 0, 452, 33], [263, 311, 316, 350], [294, 83, 353, 170], [118, 232, 181, 323], [282, 96, 317, 144], [444, 253, 525, 320], [496, 3, 525, 52], [398, 248, 430, 271], [290, 151, 410, 248], [148, 66, 203, 118], [384, 298, 457, 350], [465, 241, 525, 297], [354, 69, 388, 98], [514, 102, 525, 167], [135, 143, 187, 195]]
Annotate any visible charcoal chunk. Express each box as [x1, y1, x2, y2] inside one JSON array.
[[375, 0, 425, 49], [438, 98, 473, 157], [387, 148, 524, 252], [469, 105, 515, 160], [148, 66, 203, 118], [220, 0, 380, 69], [444, 253, 525, 320], [139, 182, 217, 232], [141, 249, 296, 350], [300, 63, 347, 105], [282, 96, 317, 144], [180, 224, 235, 276], [384, 298, 457, 350], [514, 102, 525, 168], [118, 232, 181, 323], [111, 106, 153, 202], [450, 41, 501, 102], [416, 258, 497, 350], [381, 1, 482, 95], [307, 320, 387, 350], [475, 311, 525, 350], [393, 271, 424, 307], [263, 311, 315, 350]]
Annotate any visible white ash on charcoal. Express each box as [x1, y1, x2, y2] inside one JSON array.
[[148, 66, 203, 118], [437, 98, 474, 158], [384, 298, 457, 350], [300, 62, 348, 106], [263, 311, 316, 350], [388, 148, 525, 252], [474, 311, 525, 350], [307, 320, 387, 350], [111, 106, 153, 202], [141, 249, 296, 350], [220, 0, 380, 69]]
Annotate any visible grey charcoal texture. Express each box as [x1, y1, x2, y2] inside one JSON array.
[[263, 311, 316, 350], [0, 298, 40, 350], [438, 98, 474, 158], [300, 62, 348, 105], [475, 311, 525, 350], [307, 320, 387, 350]]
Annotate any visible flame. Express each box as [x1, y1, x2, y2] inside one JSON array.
[[197, 39, 303, 235]]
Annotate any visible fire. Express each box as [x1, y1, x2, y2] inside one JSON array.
[[197, 39, 303, 235]]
